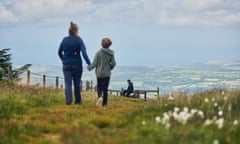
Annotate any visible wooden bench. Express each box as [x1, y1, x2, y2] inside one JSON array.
[[109, 87, 159, 101], [108, 89, 121, 96]]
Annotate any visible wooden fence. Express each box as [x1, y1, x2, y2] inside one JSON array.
[[25, 70, 94, 90], [7, 67, 159, 101]]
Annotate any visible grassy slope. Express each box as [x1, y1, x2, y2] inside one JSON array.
[[0, 84, 240, 144]]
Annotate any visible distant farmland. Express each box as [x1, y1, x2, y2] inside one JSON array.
[[19, 60, 240, 94]]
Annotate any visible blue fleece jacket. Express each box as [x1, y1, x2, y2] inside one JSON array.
[[58, 34, 91, 65]]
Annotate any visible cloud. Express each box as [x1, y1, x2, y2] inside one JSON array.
[[0, 0, 240, 27], [0, 4, 18, 24], [181, 0, 223, 11], [151, 0, 240, 26], [0, 0, 95, 25]]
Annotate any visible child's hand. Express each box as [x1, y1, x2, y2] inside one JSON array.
[[87, 65, 92, 71]]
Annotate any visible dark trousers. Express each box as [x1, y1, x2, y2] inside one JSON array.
[[97, 77, 110, 106], [63, 65, 82, 105], [124, 90, 133, 97]]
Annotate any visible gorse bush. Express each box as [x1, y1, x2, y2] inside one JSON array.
[[0, 83, 239, 144]]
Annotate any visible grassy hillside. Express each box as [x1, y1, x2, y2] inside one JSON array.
[[0, 83, 240, 144]]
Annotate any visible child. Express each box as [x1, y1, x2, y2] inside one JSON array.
[[88, 37, 116, 107]]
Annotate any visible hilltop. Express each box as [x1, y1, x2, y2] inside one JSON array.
[[0, 84, 240, 144]]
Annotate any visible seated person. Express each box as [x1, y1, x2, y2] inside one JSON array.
[[123, 79, 134, 97]]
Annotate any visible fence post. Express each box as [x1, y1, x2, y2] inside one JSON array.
[[120, 88, 124, 96], [144, 91, 147, 101], [86, 81, 90, 91], [8, 66, 12, 80], [91, 80, 93, 90], [27, 70, 30, 85], [43, 75, 46, 87], [56, 76, 59, 89], [94, 85, 97, 92]]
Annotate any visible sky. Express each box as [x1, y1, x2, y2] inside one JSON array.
[[0, 0, 240, 67]]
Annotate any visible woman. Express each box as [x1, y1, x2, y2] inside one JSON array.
[[58, 22, 91, 105]]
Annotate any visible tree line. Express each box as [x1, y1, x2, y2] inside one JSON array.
[[0, 48, 31, 82]]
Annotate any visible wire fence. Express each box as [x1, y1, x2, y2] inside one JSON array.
[[21, 70, 95, 90]]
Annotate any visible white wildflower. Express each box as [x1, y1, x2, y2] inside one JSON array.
[[174, 107, 180, 112], [165, 123, 171, 129], [142, 121, 146, 125], [204, 119, 213, 126], [155, 116, 161, 123], [178, 111, 191, 125], [162, 112, 170, 125], [191, 109, 198, 115], [216, 118, 224, 129], [183, 107, 189, 113], [214, 102, 218, 107], [212, 98, 216, 102], [204, 98, 209, 103], [213, 139, 219, 144], [221, 91, 225, 96], [218, 110, 223, 116], [233, 120, 238, 126], [173, 111, 178, 120], [168, 94, 174, 100], [197, 110, 204, 118]]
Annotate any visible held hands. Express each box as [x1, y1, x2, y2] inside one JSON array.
[[87, 65, 92, 71]]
